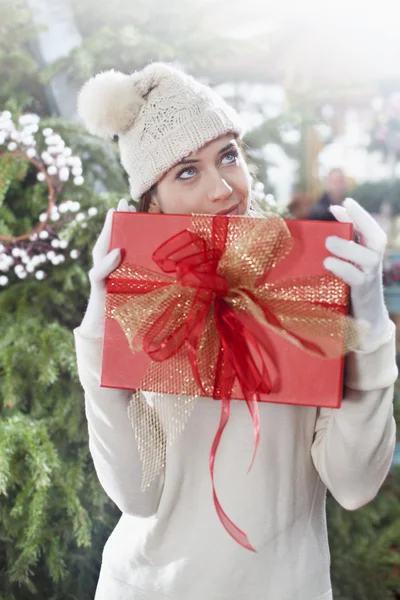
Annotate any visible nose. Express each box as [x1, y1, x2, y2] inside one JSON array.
[[207, 174, 233, 203]]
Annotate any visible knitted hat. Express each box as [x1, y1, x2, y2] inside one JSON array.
[[77, 62, 244, 200]]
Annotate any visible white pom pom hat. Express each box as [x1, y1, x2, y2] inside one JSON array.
[[77, 62, 244, 200]]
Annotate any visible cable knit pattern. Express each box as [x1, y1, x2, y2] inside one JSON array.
[[78, 62, 244, 200]]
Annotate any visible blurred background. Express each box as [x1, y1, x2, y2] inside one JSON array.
[[0, 1, 399, 598]]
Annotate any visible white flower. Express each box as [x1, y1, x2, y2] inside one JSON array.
[[1, 120, 14, 133], [26, 264, 35, 273], [72, 166, 83, 176], [7, 142, 18, 151], [26, 148, 37, 158], [59, 167, 70, 182], [63, 147, 72, 157], [57, 255, 65, 263], [39, 213, 47, 222], [48, 143, 64, 154], [10, 131, 20, 142], [19, 114, 39, 126], [70, 249, 80, 259], [43, 128, 53, 136], [45, 134, 61, 145], [51, 213, 60, 222], [39, 230, 49, 240], [21, 135, 34, 146], [51, 256, 63, 265], [88, 207, 98, 217], [76, 212, 85, 222], [0, 275, 9, 286], [35, 270, 46, 280], [68, 156, 82, 168], [47, 145, 59, 155], [0, 133, 6, 145], [29, 233, 38, 241], [22, 256, 30, 264], [37, 172, 46, 182], [56, 155, 66, 167], [0, 244, 4, 252], [17, 271, 27, 279], [59, 240, 68, 249], [51, 239, 60, 248], [47, 165, 58, 176], [11, 248, 20, 257], [70, 201, 80, 212], [1, 111, 12, 120], [81, 222, 88, 229], [47, 250, 56, 260], [58, 202, 69, 213], [24, 123, 39, 134], [0, 256, 13, 269], [73, 176, 84, 186], [14, 264, 24, 274], [41, 151, 53, 164], [34, 255, 45, 266]]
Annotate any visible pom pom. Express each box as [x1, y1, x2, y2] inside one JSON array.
[[77, 70, 145, 138], [133, 62, 183, 97]]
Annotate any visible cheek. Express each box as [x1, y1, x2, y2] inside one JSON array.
[[231, 166, 251, 200], [156, 179, 187, 214]]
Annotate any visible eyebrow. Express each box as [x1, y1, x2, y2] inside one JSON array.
[[174, 141, 237, 167]]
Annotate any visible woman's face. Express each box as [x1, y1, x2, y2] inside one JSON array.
[[150, 134, 251, 216]]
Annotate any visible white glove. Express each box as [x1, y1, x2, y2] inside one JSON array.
[[323, 197, 390, 351], [79, 198, 134, 338]]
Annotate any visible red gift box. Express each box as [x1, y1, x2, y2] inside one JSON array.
[[101, 212, 353, 410]]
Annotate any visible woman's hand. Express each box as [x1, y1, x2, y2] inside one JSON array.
[[79, 198, 134, 338], [323, 197, 390, 351]]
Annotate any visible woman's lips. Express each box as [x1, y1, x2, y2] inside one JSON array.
[[217, 203, 240, 215]]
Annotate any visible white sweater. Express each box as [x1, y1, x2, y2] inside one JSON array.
[[74, 322, 397, 600]]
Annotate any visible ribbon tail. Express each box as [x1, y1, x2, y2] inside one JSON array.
[[210, 397, 257, 553], [244, 392, 261, 475]]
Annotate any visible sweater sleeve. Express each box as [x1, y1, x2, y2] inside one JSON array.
[[311, 321, 397, 510], [74, 327, 164, 517]]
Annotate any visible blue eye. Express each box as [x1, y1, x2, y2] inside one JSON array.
[[221, 150, 239, 164], [177, 166, 197, 180]]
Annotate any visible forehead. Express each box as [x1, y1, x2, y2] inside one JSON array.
[[186, 134, 236, 158]]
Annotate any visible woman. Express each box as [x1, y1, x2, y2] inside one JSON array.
[[75, 62, 397, 600]]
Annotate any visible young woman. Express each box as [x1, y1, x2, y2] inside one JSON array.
[[75, 62, 397, 600]]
